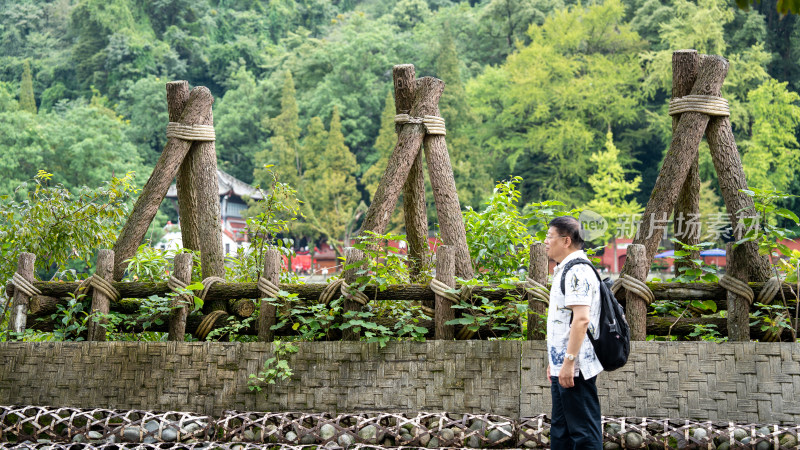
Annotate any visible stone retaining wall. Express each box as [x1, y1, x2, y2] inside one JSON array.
[[1, 341, 799, 423]]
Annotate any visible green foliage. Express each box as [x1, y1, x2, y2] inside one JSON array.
[[248, 341, 298, 392], [467, 0, 645, 204], [19, 59, 36, 113], [584, 131, 643, 241], [463, 177, 533, 282], [736, 187, 799, 259], [255, 71, 302, 189], [0, 170, 137, 282], [741, 79, 800, 192], [669, 238, 721, 283]]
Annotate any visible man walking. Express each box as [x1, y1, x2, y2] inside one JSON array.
[[544, 216, 603, 449]]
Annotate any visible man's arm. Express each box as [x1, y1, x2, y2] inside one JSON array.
[[558, 305, 590, 388]]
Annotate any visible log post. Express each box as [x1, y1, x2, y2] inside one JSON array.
[[725, 242, 751, 341], [671, 50, 701, 275], [167, 253, 193, 341], [706, 116, 772, 284], [394, 64, 429, 283], [175, 90, 226, 286], [112, 86, 215, 280], [342, 247, 366, 341], [86, 249, 115, 341], [258, 248, 281, 342], [8, 252, 36, 336], [625, 244, 650, 341], [527, 243, 548, 340], [622, 55, 729, 274], [435, 245, 456, 340], [359, 78, 443, 239], [419, 78, 474, 280]]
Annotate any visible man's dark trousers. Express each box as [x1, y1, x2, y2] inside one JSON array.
[[550, 374, 602, 450]]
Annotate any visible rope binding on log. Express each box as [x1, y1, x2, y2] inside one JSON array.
[[257, 276, 281, 299], [74, 274, 120, 302], [166, 122, 216, 141], [612, 274, 655, 305], [394, 114, 446, 135], [755, 277, 788, 342], [520, 277, 549, 306], [719, 274, 754, 305], [199, 276, 226, 302], [11, 272, 41, 298], [668, 94, 729, 117], [317, 278, 369, 306], [196, 310, 227, 340], [167, 275, 192, 306]]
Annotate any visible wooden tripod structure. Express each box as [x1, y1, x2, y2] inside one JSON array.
[[619, 50, 772, 341]]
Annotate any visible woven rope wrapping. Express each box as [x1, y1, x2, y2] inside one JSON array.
[[756, 277, 788, 342], [318, 278, 344, 305], [720, 274, 755, 305], [74, 274, 120, 302], [257, 276, 281, 299], [199, 276, 225, 301], [429, 278, 460, 304], [394, 114, 446, 135], [668, 94, 730, 117], [520, 277, 549, 306], [611, 274, 655, 305], [196, 310, 227, 340], [166, 122, 215, 141], [340, 281, 369, 306], [11, 272, 41, 298], [166, 275, 192, 307]]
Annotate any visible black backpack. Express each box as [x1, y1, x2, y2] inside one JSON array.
[[560, 259, 630, 372]]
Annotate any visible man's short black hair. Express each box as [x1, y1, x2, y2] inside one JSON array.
[[548, 216, 585, 250]]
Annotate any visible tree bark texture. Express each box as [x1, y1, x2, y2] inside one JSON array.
[[86, 250, 114, 342], [623, 55, 729, 275], [15, 281, 792, 313], [359, 78, 443, 239], [625, 244, 650, 341], [176, 107, 226, 290], [527, 243, 548, 340], [671, 50, 702, 276], [8, 252, 35, 335], [258, 248, 281, 342], [394, 65, 430, 284], [342, 247, 365, 341], [167, 253, 193, 341], [707, 119, 772, 282], [725, 242, 751, 341], [434, 245, 456, 340], [419, 78, 473, 280], [113, 86, 215, 280]]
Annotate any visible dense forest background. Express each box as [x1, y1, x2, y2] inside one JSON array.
[[1, 0, 799, 248]]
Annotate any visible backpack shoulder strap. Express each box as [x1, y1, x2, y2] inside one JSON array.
[[559, 258, 601, 295]]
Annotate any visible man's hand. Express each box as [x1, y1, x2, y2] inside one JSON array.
[[559, 361, 575, 388]]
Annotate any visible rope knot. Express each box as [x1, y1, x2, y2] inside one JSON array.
[[166, 122, 216, 141], [668, 95, 729, 117], [429, 278, 460, 304], [520, 277, 549, 306], [611, 274, 655, 305], [11, 272, 41, 298], [257, 276, 281, 299], [394, 114, 446, 135], [719, 274, 754, 305], [74, 274, 120, 302]]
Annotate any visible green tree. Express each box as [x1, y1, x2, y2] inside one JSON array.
[[116, 76, 169, 167], [255, 70, 302, 189], [215, 67, 272, 183], [584, 131, 643, 241], [467, 0, 645, 205], [741, 78, 800, 192], [436, 24, 489, 209], [19, 59, 36, 114], [362, 90, 395, 198], [300, 106, 359, 254]]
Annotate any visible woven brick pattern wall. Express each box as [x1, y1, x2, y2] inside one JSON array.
[[0, 341, 521, 417], [520, 341, 800, 424]]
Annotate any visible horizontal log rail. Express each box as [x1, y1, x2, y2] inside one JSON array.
[[8, 280, 797, 309]]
